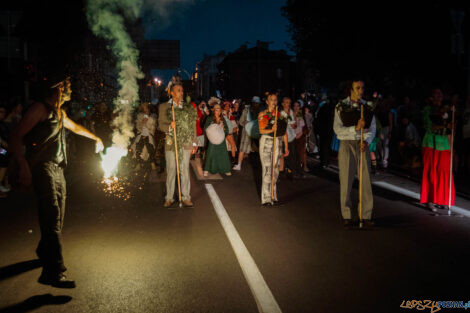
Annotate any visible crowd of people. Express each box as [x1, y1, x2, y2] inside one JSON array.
[[1, 72, 469, 287], [2, 81, 470, 203]]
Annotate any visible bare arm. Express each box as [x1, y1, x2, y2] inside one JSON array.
[[63, 111, 104, 152], [283, 133, 289, 157], [9, 102, 48, 186]]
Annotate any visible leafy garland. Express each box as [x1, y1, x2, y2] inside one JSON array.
[[166, 103, 197, 154]]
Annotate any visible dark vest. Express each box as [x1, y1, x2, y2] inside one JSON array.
[[25, 105, 67, 168]]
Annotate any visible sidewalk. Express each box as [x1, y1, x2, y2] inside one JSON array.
[[308, 156, 470, 217]]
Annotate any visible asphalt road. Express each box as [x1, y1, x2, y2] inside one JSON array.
[[1, 157, 469, 313]]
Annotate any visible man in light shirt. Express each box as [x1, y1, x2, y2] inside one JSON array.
[[333, 79, 376, 229]]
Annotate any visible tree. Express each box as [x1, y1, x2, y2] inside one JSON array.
[[282, 0, 469, 95]]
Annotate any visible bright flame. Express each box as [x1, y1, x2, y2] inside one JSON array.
[[101, 146, 128, 178]]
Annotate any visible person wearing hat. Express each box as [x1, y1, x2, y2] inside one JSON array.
[[203, 103, 231, 176], [9, 73, 104, 288]]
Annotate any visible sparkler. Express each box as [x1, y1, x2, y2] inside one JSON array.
[[99, 146, 132, 200], [100, 146, 128, 179]]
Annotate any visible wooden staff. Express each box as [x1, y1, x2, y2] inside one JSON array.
[[172, 105, 182, 208], [271, 106, 278, 205], [359, 104, 364, 228], [448, 105, 455, 215]]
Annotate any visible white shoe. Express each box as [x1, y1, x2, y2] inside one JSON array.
[[232, 164, 241, 171], [225, 172, 231, 176], [0, 185, 10, 193]]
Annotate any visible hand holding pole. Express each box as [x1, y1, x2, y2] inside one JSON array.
[[448, 104, 455, 215], [271, 106, 278, 205], [172, 105, 182, 208], [359, 104, 364, 228]]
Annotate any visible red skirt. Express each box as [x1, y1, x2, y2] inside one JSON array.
[[420, 147, 455, 206]]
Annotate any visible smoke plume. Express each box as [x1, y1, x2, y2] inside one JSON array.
[[86, 0, 144, 149]]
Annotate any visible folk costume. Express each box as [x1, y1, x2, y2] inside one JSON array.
[[420, 104, 455, 206], [158, 99, 197, 203], [333, 97, 376, 221], [259, 109, 287, 204], [204, 115, 231, 174]]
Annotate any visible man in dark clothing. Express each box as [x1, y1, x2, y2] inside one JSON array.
[[10, 74, 104, 288]]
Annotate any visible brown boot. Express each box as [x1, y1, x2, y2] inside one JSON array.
[[163, 200, 174, 208], [182, 200, 194, 208]]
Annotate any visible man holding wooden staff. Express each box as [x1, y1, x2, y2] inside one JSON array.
[[158, 81, 197, 208], [333, 79, 376, 229]]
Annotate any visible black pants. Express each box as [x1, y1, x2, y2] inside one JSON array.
[[135, 136, 155, 163], [285, 139, 301, 175], [32, 162, 67, 274]]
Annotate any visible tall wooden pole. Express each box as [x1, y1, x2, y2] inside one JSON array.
[[271, 106, 278, 205], [172, 105, 182, 208]]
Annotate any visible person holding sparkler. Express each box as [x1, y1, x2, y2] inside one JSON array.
[[158, 81, 197, 208], [333, 79, 376, 229], [9, 71, 104, 288]]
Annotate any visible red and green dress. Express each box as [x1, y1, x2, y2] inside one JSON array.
[[420, 105, 455, 206]]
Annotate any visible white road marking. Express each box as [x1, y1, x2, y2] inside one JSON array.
[[205, 184, 282, 313], [373, 181, 469, 217]]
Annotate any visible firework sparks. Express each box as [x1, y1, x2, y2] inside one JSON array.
[[101, 176, 131, 200], [101, 146, 128, 179]]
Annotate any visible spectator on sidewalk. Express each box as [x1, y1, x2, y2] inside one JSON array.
[[376, 95, 393, 169], [397, 113, 421, 174]]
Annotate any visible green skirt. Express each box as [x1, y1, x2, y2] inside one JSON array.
[[204, 140, 231, 174]]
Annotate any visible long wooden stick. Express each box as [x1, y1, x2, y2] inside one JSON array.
[[172, 105, 182, 208], [359, 104, 364, 228], [448, 105, 455, 215], [271, 106, 278, 204]]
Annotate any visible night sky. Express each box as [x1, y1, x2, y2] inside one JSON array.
[[143, 0, 292, 82]]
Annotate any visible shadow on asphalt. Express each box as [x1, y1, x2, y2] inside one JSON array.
[[309, 165, 436, 213], [0, 260, 41, 281], [0, 294, 72, 313]]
